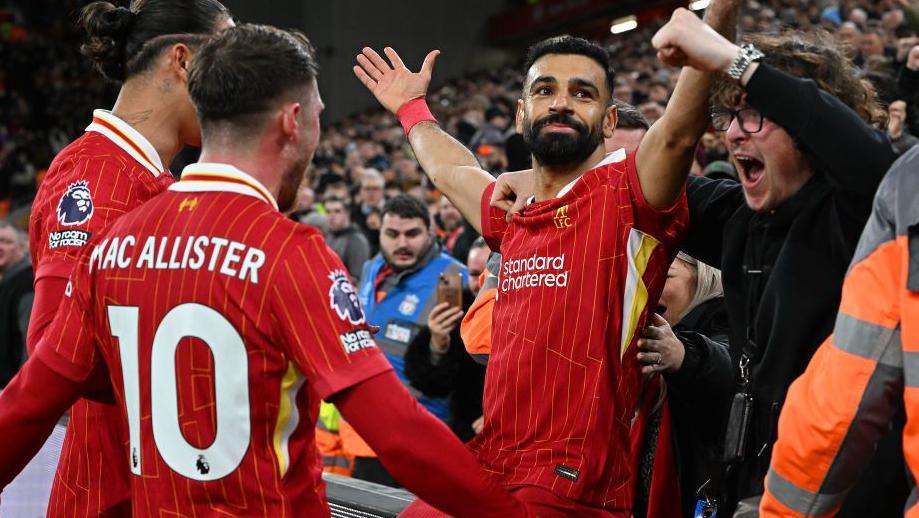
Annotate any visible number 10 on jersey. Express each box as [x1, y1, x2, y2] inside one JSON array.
[[108, 303, 251, 481]]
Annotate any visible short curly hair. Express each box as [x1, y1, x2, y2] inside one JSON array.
[[710, 30, 886, 127]]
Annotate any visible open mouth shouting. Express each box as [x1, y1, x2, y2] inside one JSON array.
[[734, 154, 765, 192]]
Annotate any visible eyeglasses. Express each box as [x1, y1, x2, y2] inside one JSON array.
[[711, 107, 764, 134]]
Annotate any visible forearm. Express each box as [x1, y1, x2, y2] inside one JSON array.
[[333, 371, 526, 517], [26, 274, 69, 354], [744, 64, 895, 193], [407, 122, 493, 233], [0, 356, 83, 488], [638, 1, 739, 207], [659, 0, 738, 144], [409, 121, 480, 188]]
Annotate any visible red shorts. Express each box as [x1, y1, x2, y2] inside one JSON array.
[[399, 484, 628, 518]]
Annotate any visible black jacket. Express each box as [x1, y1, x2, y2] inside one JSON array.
[[403, 290, 486, 442], [665, 298, 732, 517], [0, 256, 33, 388], [683, 64, 901, 514]]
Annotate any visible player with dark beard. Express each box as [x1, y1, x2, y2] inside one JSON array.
[[353, 2, 740, 516]]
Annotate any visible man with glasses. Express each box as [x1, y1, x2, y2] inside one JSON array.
[[658, 22, 903, 517]]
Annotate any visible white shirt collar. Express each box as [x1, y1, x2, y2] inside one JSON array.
[[85, 110, 165, 177], [527, 148, 627, 204], [170, 162, 279, 210]]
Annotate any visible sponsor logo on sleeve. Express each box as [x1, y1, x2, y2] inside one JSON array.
[[48, 229, 92, 249], [57, 180, 94, 226], [329, 270, 365, 325], [339, 329, 376, 354]]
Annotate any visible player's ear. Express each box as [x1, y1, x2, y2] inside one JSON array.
[[515, 98, 525, 135], [281, 102, 301, 141], [603, 103, 617, 139], [169, 43, 193, 84]]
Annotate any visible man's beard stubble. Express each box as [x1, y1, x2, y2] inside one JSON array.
[[277, 158, 310, 213], [523, 113, 603, 168]]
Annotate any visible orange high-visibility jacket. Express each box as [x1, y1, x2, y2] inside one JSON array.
[[460, 252, 501, 365], [761, 148, 919, 516]]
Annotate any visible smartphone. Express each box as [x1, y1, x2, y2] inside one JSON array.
[[436, 272, 463, 309]]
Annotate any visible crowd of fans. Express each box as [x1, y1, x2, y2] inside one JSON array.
[[3, 0, 919, 226], [2, 0, 919, 516]]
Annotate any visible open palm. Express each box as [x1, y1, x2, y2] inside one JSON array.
[[353, 46, 440, 114]]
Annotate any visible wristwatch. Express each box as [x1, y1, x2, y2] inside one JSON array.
[[726, 43, 765, 82]]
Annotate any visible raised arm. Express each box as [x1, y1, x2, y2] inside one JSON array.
[[638, 0, 740, 209], [353, 47, 493, 233]]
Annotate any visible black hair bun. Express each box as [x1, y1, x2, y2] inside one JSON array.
[[79, 2, 136, 81]]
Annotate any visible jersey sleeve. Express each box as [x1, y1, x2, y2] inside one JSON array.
[[33, 157, 137, 282], [480, 182, 510, 253], [32, 250, 103, 384], [271, 232, 393, 400], [623, 148, 689, 250]]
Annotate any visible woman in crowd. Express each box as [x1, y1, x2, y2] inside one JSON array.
[[635, 253, 732, 518]]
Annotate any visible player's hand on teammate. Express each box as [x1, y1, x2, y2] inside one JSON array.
[[636, 313, 685, 375], [353, 46, 440, 114], [472, 416, 484, 435], [651, 7, 739, 73], [490, 169, 535, 221], [428, 302, 464, 353]]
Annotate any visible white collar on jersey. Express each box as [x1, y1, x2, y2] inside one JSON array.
[[170, 162, 279, 210], [84, 109, 165, 177], [525, 147, 627, 205]]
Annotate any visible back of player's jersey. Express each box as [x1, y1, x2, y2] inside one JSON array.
[[49, 164, 392, 517], [27, 110, 173, 517]]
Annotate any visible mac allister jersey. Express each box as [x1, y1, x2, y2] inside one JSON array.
[[473, 149, 688, 511], [34, 163, 392, 517]]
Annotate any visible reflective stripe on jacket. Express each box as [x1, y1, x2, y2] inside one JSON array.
[[761, 147, 919, 516]]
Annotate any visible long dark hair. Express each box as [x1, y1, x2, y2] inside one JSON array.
[[79, 0, 231, 82]]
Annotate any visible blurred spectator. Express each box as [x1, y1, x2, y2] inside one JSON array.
[[290, 182, 328, 232], [469, 107, 510, 150], [837, 21, 863, 55], [639, 100, 666, 125], [324, 197, 371, 281], [0, 221, 24, 280], [435, 196, 478, 263], [465, 238, 489, 295], [0, 220, 30, 388], [345, 195, 468, 486], [888, 99, 919, 154], [352, 169, 386, 248], [634, 253, 731, 518], [605, 102, 649, 154]]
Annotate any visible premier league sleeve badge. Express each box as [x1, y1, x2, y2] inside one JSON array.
[[48, 180, 95, 250], [57, 180, 95, 226], [328, 270, 366, 325]]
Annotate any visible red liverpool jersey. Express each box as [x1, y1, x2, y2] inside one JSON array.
[[34, 163, 393, 517], [28, 109, 173, 516], [474, 149, 688, 511]]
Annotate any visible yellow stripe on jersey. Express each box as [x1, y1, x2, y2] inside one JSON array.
[[273, 361, 306, 477], [620, 228, 660, 359]]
